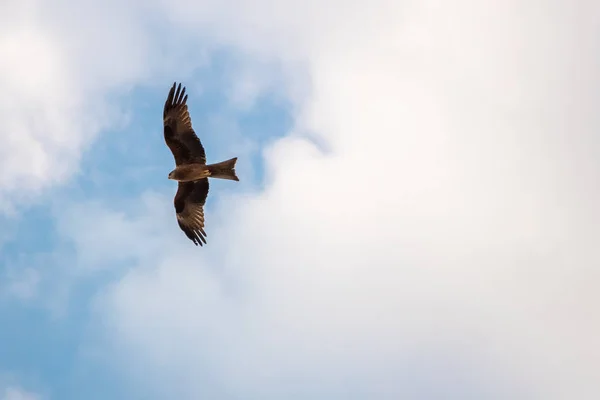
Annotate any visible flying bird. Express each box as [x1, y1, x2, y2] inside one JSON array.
[[163, 82, 239, 246]]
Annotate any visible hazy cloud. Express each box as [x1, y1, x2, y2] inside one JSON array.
[[1, 386, 40, 400]]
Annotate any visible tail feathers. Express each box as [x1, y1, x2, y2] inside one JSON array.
[[207, 157, 239, 181]]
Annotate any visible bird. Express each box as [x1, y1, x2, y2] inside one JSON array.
[[163, 82, 239, 246]]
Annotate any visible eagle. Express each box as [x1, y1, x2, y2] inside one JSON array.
[[163, 82, 239, 246]]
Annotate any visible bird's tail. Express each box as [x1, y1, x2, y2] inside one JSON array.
[[207, 157, 239, 181]]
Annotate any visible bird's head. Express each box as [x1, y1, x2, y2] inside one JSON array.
[[168, 170, 175, 180]]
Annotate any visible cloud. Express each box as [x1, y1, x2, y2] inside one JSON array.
[[5, 0, 600, 398], [46, 1, 597, 399], [1, 386, 40, 400], [1, 267, 40, 302]]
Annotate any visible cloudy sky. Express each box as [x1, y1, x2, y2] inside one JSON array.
[[1, 0, 600, 399]]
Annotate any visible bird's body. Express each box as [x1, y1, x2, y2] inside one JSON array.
[[168, 163, 211, 182], [168, 158, 239, 182], [163, 82, 239, 246]]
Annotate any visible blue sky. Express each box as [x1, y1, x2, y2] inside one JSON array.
[[1, 1, 600, 399]]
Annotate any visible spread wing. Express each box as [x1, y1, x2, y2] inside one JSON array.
[[163, 82, 206, 166], [174, 179, 210, 246]]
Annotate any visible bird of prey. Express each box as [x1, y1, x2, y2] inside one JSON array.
[[163, 82, 239, 246]]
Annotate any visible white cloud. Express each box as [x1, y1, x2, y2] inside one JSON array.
[[7, 0, 600, 398], [66, 1, 600, 399]]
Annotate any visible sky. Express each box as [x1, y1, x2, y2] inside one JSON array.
[[1, 0, 600, 399]]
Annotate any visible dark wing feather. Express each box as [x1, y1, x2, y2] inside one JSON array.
[[174, 179, 210, 246], [163, 82, 207, 165]]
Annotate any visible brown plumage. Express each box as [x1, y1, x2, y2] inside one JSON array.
[[163, 82, 239, 246]]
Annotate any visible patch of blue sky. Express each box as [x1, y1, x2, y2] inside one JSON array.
[[0, 302, 131, 400], [73, 49, 292, 202], [0, 49, 293, 400]]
